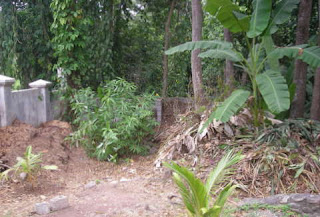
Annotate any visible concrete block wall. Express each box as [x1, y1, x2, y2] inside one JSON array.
[[0, 75, 53, 127]]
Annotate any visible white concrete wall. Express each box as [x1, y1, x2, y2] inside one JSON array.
[[0, 75, 53, 127], [12, 88, 42, 126]]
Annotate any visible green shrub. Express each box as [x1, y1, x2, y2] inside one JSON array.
[[69, 78, 158, 161]]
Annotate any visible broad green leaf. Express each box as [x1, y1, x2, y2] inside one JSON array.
[[216, 6, 250, 33], [247, 0, 272, 38], [165, 41, 232, 55], [298, 46, 320, 68], [212, 89, 250, 123], [265, 0, 300, 35], [268, 45, 308, 59], [262, 35, 279, 70], [198, 49, 242, 62], [205, 0, 234, 16], [205, 0, 249, 33], [269, 45, 320, 68], [256, 70, 290, 114]]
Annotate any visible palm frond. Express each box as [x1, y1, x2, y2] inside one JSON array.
[[205, 151, 244, 193], [164, 162, 208, 214]]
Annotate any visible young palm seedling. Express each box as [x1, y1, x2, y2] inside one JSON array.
[[164, 151, 244, 217], [0, 146, 58, 187]]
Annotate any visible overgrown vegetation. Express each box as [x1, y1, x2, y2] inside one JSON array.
[[0, 146, 58, 186], [167, 0, 320, 127], [69, 79, 158, 161]]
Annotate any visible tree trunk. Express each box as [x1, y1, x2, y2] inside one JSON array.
[[290, 0, 313, 118], [310, 0, 320, 121], [191, 0, 205, 107], [162, 0, 175, 97], [223, 28, 234, 87]]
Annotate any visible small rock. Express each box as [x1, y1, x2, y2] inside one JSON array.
[[49, 195, 69, 211], [291, 194, 306, 202], [280, 195, 290, 204], [35, 202, 51, 215], [128, 169, 136, 174], [120, 178, 130, 182], [224, 123, 234, 137], [307, 195, 320, 204], [85, 181, 96, 189], [110, 180, 118, 188], [19, 172, 27, 181], [40, 195, 47, 200]]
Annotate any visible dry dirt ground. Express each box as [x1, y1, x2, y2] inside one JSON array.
[[0, 120, 301, 217], [0, 120, 187, 217]]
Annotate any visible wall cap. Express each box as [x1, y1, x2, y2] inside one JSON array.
[[0, 75, 15, 86], [29, 79, 52, 88]]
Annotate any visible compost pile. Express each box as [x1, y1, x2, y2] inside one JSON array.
[[0, 120, 72, 173], [155, 108, 320, 196]]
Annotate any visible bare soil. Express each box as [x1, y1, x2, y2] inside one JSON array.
[[0, 120, 185, 217], [0, 113, 306, 217]]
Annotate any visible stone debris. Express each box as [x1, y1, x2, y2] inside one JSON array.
[[35, 202, 51, 215], [240, 193, 320, 217], [120, 178, 130, 182], [19, 172, 27, 181], [85, 181, 97, 189], [49, 195, 69, 211], [110, 180, 118, 188]]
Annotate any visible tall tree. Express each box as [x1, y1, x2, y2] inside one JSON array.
[[191, 0, 205, 106], [223, 28, 234, 87], [310, 0, 320, 121], [162, 0, 176, 97], [290, 0, 313, 118]]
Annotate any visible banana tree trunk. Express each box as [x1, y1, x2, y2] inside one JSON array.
[[191, 0, 205, 108], [290, 0, 313, 118], [162, 0, 176, 97], [310, 0, 320, 121], [224, 28, 234, 88]]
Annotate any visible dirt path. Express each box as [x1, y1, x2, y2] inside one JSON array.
[[44, 171, 185, 217], [1, 153, 186, 217]]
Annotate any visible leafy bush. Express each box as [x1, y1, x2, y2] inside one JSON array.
[[0, 146, 58, 186], [69, 78, 158, 161], [164, 151, 244, 217]]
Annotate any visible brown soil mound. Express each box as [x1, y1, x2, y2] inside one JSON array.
[[0, 120, 72, 172]]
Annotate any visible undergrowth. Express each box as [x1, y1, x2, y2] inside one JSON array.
[[68, 78, 158, 161]]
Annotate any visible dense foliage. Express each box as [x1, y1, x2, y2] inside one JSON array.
[[69, 79, 158, 161]]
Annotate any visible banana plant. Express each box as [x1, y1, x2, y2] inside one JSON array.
[[164, 151, 244, 217], [166, 0, 320, 127]]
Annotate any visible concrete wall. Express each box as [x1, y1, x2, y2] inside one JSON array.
[[0, 75, 52, 127], [12, 88, 42, 126]]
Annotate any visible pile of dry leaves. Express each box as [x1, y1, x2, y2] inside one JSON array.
[[155, 108, 320, 196]]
